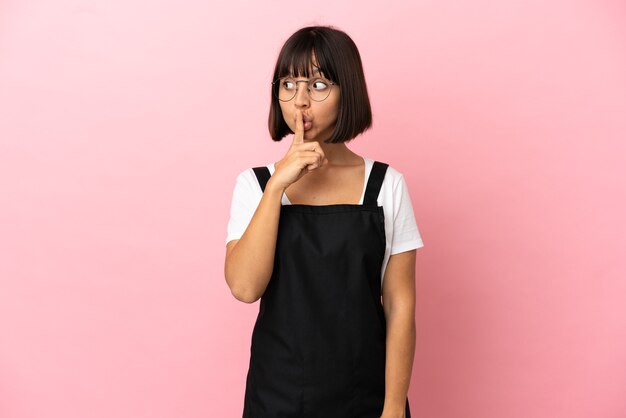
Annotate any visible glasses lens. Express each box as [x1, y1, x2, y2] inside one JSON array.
[[309, 78, 332, 101], [274, 78, 296, 101], [273, 77, 333, 101]]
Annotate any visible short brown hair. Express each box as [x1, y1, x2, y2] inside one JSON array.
[[268, 25, 373, 143]]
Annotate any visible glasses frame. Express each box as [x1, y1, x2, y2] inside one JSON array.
[[271, 76, 336, 102]]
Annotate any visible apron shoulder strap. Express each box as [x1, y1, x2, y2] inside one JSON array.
[[252, 161, 388, 206], [363, 161, 389, 206], [252, 166, 271, 192]]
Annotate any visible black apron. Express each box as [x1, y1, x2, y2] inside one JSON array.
[[242, 160, 411, 418]]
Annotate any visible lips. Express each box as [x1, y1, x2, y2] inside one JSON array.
[[295, 113, 312, 130]]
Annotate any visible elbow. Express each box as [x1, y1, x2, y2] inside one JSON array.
[[225, 271, 260, 304], [224, 257, 263, 303], [231, 286, 260, 304]]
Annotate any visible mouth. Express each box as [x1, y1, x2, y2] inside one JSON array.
[[293, 113, 313, 130], [297, 114, 312, 123]]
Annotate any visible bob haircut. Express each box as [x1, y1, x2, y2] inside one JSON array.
[[268, 25, 372, 144]]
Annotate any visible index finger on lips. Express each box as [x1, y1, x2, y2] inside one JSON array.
[[293, 109, 304, 144]]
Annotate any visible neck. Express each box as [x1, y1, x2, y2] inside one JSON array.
[[303, 140, 360, 166]]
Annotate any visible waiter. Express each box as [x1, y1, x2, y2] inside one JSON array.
[[225, 25, 423, 418]]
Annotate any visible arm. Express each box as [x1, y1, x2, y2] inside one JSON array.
[[225, 110, 323, 304], [380, 249, 417, 418], [224, 176, 286, 304]]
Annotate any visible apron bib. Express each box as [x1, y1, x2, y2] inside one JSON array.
[[242, 160, 411, 418]]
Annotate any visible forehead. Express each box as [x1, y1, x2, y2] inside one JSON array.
[[279, 48, 331, 80], [287, 65, 322, 76]]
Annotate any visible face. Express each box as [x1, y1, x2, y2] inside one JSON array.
[[278, 57, 340, 143]]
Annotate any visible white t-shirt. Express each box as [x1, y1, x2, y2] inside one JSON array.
[[225, 156, 424, 287]]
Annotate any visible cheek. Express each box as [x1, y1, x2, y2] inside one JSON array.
[[323, 102, 340, 124], [279, 106, 292, 124]]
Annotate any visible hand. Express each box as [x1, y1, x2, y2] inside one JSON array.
[[268, 109, 328, 191]]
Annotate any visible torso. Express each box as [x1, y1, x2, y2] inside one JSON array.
[[244, 159, 399, 417], [278, 155, 365, 206]]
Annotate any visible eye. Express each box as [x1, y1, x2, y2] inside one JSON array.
[[281, 79, 295, 90], [312, 79, 329, 90]]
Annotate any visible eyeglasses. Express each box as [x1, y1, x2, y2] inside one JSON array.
[[271, 76, 336, 102]]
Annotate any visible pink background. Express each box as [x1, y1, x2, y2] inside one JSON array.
[[1, 1, 625, 417]]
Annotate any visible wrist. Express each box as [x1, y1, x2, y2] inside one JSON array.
[[265, 178, 286, 200]]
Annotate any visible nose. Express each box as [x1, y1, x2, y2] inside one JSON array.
[[293, 81, 310, 109]]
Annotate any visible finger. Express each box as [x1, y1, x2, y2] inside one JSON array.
[[296, 151, 325, 170], [309, 144, 326, 166], [295, 142, 325, 162], [293, 109, 304, 145], [313, 146, 326, 165], [301, 155, 323, 171]]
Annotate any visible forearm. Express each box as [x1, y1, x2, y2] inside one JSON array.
[[382, 307, 416, 416], [225, 178, 285, 303]]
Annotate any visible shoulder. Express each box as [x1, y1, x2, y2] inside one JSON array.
[[367, 158, 404, 190], [234, 166, 262, 187], [369, 160, 410, 208], [230, 166, 265, 201], [383, 163, 404, 184]]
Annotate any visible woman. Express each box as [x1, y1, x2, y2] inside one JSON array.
[[225, 25, 424, 418]]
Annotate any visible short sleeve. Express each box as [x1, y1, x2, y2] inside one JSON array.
[[225, 169, 261, 245], [390, 174, 424, 254]]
